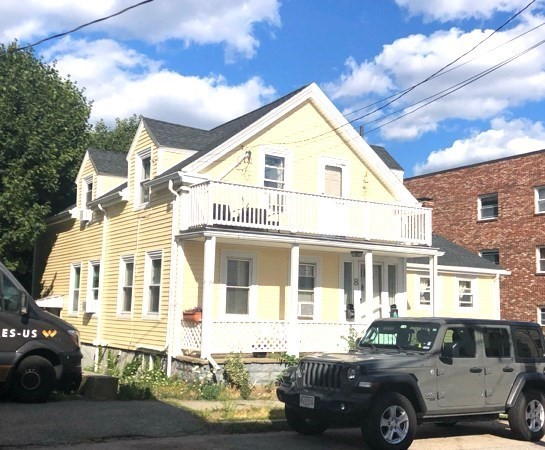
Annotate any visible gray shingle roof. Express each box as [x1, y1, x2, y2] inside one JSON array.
[[146, 85, 309, 179], [370, 145, 404, 171], [409, 234, 504, 271], [87, 148, 128, 177]]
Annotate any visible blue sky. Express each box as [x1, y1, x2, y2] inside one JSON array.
[[3, 0, 545, 176]]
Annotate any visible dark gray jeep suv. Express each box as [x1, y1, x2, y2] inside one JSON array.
[[276, 317, 545, 450]]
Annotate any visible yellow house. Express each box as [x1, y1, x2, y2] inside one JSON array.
[[33, 83, 505, 373]]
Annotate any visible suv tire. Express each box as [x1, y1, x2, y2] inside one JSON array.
[[363, 392, 416, 450], [508, 389, 545, 441], [12, 356, 56, 403], [284, 405, 328, 435]]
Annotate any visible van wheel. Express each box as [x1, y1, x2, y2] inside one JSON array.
[[509, 389, 545, 441], [285, 405, 328, 435], [12, 356, 56, 403], [363, 392, 416, 450]]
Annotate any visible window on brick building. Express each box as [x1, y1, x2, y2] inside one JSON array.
[[480, 249, 500, 265], [538, 306, 545, 326], [535, 186, 545, 214], [478, 193, 498, 220], [537, 247, 545, 273]]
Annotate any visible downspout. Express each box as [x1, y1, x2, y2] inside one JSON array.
[[166, 180, 181, 376], [95, 203, 107, 371]]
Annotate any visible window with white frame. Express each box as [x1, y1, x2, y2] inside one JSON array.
[[478, 193, 498, 220], [480, 249, 500, 265], [538, 306, 545, 325], [319, 157, 348, 197], [119, 256, 134, 314], [536, 187, 545, 214], [226, 259, 251, 315], [264, 154, 285, 189], [89, 261, 100, 301], [136, 149, 151, 206], [83, 176, 93, 206], [145, 251, 161, 315], [298, 263, 316, 319], [418, 275, 431, 306], [69, 264, 81, 314], [537, 247, 545, 273], [458, 279, 474, 307]]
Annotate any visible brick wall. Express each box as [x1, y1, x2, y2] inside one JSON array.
[[405, 150, 545, 322]]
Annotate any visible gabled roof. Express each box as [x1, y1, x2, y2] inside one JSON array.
[[87, 148, 128, 177], [142, 118, 211, 151], [370, 145, 403, 172], [409, 234, 506, 271]]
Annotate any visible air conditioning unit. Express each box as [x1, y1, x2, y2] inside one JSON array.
[[297, 302, 314, 318], [84, 300, 97, 314], [79, 209, 92, 222]]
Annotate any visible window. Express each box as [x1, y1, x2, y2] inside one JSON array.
[[83, 176, 93, 206], [69, 264, 81, 314], [298, 263, 316, 319], [484, 327, 510, 358], [264, 155, 285, 189], [537, 247, 545, 273], [478, 193, 498, 220], [119, 257, 134, 314], [442, 327, 476, 358], [418, 276, 431, 306], [0, 272, 21, 314], [324, 165, 342, 196], [513, 327, 544, 360], [89, 261, 100, 301], [145, 252, 161, 315], [535, 186, 545, 214], [539, 306, 545, 325], [136, 149, 151, 206], [480, 249, 500, 265], [226, 259, 250, 315], [458, 279, 474, 307]]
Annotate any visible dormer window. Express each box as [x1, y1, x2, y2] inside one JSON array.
[[83, 176, 93, 206], [136, 149, 151, 206]]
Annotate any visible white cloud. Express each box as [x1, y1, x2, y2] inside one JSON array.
[[413, 117, 545, 174], [0, 0, 281, 61], [46, 37, 276, 127], [325, 18, 545, 141], [394, 0, 537, 22]]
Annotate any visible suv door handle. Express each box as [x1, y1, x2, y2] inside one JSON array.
[[470, 367, 483, 373], [503, 367, 514, 372]]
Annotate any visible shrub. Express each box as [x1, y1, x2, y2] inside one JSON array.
[[224, 353, 251, 399]]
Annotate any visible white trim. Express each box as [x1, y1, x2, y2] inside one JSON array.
[[407, 262, 509, 276], [478, 193, 498, 221], [220, 250, 258, 320], [535, 186, 545, 214], [537, 305, 545, 326], [143, 250, 162, 319], [86, 260, 101, 314], [318, 156, 349, 197], [134, 148, 152, 209], [456, 276, 477, 310], [297, 255, 322, 321], [537, 246, 545, 274], [259, 146, 292, 190], [68, 262, 81, 316], [117, 255, 134, 318], [415, 273, 432, 309]]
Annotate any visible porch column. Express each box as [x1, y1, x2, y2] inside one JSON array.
[[364, 251, 373, 322], [287, 244, 300, 356], [429, 255, 438, 317], [200, 235, 216, 359]]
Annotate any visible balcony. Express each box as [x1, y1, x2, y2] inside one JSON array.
[[182, 181, 431, 246]]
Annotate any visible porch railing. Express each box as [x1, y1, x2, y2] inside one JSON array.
[[183, 181, 431, 246], [181, 320, 369, 355]]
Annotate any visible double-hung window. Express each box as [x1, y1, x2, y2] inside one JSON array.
[[119, 257, 134, 314], [478, 193, 498, 220], [418, 276, 431, 306], [535, 186, 545, 214], [480, 249, 500, 265], [136, 149, 151, 206], [538, 306, 545, 325], [69, 264, 81, 314], [83, 176, 93, 206], [145, 251, 161, 315], [537, 247, 545, 273], [226, 259, 250, 315], [458, 279, 474, 307], [264, 155, 285, 189], [88, 261, 100, 302], [298, 263, 316, 319]]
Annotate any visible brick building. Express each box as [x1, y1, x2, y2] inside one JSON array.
[[404, 149, 545, 323]]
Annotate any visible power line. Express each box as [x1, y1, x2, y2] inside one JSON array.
[[10, 0, 155, 53]]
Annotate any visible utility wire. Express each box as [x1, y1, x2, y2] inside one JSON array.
[[10, 0, 155, 53]]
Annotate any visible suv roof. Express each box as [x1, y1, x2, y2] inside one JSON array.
[[377, 317, 539, 327]]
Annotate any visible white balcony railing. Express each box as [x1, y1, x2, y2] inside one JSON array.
[[181, 320, 369, 355], [183, 181, 431, 246]]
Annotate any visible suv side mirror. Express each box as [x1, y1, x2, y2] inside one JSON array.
[[20, 292, 29, 316]]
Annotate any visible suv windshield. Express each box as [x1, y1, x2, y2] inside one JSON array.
[[360, 321, 439, 352]]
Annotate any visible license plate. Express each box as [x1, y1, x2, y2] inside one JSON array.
[[299, 394, 315, 409]]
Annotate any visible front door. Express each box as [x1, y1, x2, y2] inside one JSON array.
[[436, 326, 485, 408]]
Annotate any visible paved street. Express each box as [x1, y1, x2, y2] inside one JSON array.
[[2, 398, 545, 449]]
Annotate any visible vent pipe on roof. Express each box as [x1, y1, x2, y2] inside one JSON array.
[[359, 125, 364, 137]]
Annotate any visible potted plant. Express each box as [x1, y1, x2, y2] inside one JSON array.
[[183, 306, 202, 323]]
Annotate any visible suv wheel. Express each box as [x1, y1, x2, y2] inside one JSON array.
[[508, 389, 545, 441], [285, 405, 328, 435], [363, 392, 416, 450], [12, 356, 56, 403]]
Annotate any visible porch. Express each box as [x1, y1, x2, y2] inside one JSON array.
[[182, 181, 432, 246], [180, 319, 369, 356]]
